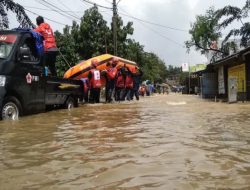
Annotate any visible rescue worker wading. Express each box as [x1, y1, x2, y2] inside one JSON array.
[[88, 59, 101, 103], [130, 66, 143, 100], [122, 65, 134, 101], [80, 78, 89, 103], [34, 16, 58, 76], [115, 64, 126, 101], [105, 57, 118, 102]]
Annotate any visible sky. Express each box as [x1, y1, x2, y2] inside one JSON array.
[[9, 0, 247, 67]]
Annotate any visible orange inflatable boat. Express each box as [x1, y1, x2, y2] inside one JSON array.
[[63, 54, 137, 81]]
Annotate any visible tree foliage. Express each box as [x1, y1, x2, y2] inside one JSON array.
[[0, 0, 34, 29], [186, 0, 250, 62], [185, 7, 224, 55], [54, 5, 170, 83]]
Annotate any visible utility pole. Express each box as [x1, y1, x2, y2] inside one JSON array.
[[112, 0, 118, 55]]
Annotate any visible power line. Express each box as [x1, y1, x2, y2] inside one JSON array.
[[57, 0, 80, 18], [113, 5, 185, 46], [135, 18, 185, 47], [119, 11, 188, 32], [117, 5, 188, 32], [36, 0, 81, 21], [24, 8, 69, 26], [104, 0, 112, 4], [80, 0, 112, 10], [24, 6, 84, 13], [40, 0, 81, 20]]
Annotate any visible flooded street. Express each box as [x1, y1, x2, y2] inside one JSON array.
[[1, 94, 250, 189]]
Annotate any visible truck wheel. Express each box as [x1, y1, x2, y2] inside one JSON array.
[[1, 97, 22, 120], [64, 97, 75, 109]]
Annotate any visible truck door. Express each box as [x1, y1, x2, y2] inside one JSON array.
[[16, 33, 46, 114]]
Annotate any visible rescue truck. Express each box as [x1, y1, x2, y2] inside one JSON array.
[[0, 29, 83, 120]]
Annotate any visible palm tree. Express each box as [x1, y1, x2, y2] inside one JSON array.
[[0, 0, 34, 29]]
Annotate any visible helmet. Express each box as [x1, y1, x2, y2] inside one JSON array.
[[91, 59, 98, 67]]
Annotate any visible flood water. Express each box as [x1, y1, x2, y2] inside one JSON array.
[[1, 94, 250, 190]]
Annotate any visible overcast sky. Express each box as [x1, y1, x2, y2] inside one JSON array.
[[10, 0, 247, 67]]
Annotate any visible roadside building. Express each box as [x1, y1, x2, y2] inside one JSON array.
[[195, 47, 250, 102]]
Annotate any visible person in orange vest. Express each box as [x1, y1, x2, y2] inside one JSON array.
[[115, 64, 126, 101], [34, 16, 58, 76], [121, 65, 134, 101], [88, 59, 101, 103], [105, 57, 118, 102]]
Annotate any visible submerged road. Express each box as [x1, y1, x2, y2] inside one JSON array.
[[1, 94, 250, 189]]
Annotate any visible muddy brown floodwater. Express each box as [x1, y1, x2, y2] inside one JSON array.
[[1, 94, 250, 190]]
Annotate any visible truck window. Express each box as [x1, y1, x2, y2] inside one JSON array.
[[20, 37, 40, 62], [0, 34, 17, 59]]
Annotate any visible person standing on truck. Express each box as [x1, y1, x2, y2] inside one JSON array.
[[105, 57, 118, 102], [34, 16, 58, 76], [88, 59, 101, 103]]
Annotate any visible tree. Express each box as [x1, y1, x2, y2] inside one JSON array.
[[140, 52, 168, 83], [216, 1, 250, 47], [54, 24, 80, 77], [77, 5, 110, 60], [114, 16, 134, 57], [185, 7, 225, 56], [123, 39, 144, 66], [186, 1, 250, 63], [54, 5, 169, 83], [0, 0, 34, 29]]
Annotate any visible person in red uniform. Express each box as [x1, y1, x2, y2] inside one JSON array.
[[121, 65, 134, 101], [88, 59, 101, 103], [105, 57, 118, 102], [34, 16, 58, 76], [115, 64, 126, 101]]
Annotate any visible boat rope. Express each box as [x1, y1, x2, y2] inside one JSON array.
[[58, 48, 72, 69]]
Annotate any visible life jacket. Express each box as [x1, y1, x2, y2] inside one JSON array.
[[107, 67, 117, 80], [115, 71, 125, 88], [125, 75, 134, 89], [90, 69, 101, 88], [34, 23, 57, 51]]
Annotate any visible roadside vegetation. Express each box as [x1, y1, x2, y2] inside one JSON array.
[[186, 0, 250, 62]]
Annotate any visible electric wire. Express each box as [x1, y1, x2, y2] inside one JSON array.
[[119, 11, 188, 32], [24, 8, 69, 26], [24, 6, 83, 13], [35, 0, 77, 21], [40, 0, 81, 20], [137, 20, 185, 47], [35, 0, 81, 21], [57, 0, 80, 18], [80, 0, 112, 10]]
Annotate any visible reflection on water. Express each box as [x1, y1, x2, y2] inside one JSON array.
[[1, 94, 250, 189]]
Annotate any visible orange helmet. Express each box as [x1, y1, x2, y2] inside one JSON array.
[[91, 59, 98, 67]]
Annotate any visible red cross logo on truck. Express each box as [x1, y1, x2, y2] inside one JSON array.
[[26, 73, 32, 84]]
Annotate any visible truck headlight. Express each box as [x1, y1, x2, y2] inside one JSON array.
[[0, 75, 6, 86]]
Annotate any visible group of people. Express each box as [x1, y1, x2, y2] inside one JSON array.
[[33, 16, 144, 103], [82, 58, 143, 104]]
